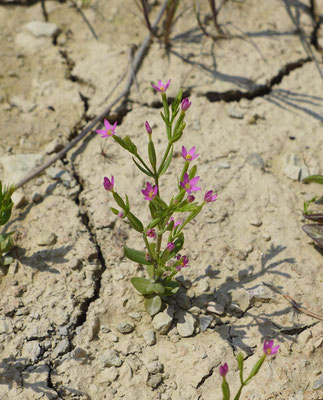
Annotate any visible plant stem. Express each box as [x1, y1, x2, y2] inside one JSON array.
[[143, 234, 156, 278], [233, 386, 244, 400]]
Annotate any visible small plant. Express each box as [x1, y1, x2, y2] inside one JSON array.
[[219, 340, 280, 400], [0, 181, 15, 267], [97, 80, 218, 315], [302, 175, 323, 249]]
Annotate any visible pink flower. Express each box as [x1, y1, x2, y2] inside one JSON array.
[[151, 79, 171, 93], [145, 121, 152, 134], [180, 173, 201, 194], [118, 211, 124, 218], [187, 195, 195, 203], [168, 217, 181, 229], [142, 182, 158, 201], [219, 363, 228, 377], [204, 190, 218, 203], [103, 176, 114, 191], [96, 119, 117, 138], [263, 340, 280, 356], [176, 255, 189, 271], [181, 146, 199, 162], [181, 98, 191, 112], [167, 242, 175, 251], [146, 228, 156, 238]]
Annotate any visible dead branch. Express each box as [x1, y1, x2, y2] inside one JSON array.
[[15, 0, 168, 189]]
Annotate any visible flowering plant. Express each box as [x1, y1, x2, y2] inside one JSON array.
[[0, 181, 15, 266], [97, 80, 218, 315], [219, 340, 279, 400]]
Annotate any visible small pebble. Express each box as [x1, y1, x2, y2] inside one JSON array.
[[116, 321, 135, 334], [143, 329, 156, 346], [32, 192, 43, 203], [37, 232, 57, 246]]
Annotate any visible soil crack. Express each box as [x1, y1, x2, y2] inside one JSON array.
[[196, 365, 217, 389], [205, 57, 312, 102]]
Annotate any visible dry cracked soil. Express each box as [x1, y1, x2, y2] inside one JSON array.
[[0, 0, 323, 399]]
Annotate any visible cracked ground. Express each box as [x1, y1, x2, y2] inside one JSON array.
[[0, 0, 323, 399]]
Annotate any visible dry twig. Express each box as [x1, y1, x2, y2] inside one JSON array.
[[263, 282, 323, 321], [16, 0, 168, 189]]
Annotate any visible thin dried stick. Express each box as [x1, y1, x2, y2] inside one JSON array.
[[16, 0, 168, 189], [69, 0, 98, 40], [263, 282, 323, 321]]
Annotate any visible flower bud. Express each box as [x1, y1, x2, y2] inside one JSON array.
[[145, 121, 152, 134], [181, 98, 191, 112], [167, 242, 175, 251], [219, 363, 228, 377], [187, 195, 195, 203]]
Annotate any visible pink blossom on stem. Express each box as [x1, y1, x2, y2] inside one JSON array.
[[180, 172, 201, 194], [167, 242, 175, 251], [176, 255, 189, 271], [145, 121, 152, 134], [263, 340, 280, 356], [118, 211, 124, 218], [181, 98, 191, 112], [187, 195, 195, 203], [141, 182, 158, 201], [103, 176, 114, 192], [151, 79, 171, 93], [204, 190, 218, 203], [168, 217, 181, 229], [146, 228, 156, 238], [219, 363, 228, 377], [96, 119, 117, 138], [181, 146, 199, 162]]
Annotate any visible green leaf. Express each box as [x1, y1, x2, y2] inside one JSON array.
[[148, 141, 157, 171], [152, 196, 168, 210], [163, 284, 180, 296], [237, 353, 244, 384], [189, 164, 197, 179], [113, 192, 126, 210], [221, 378, 230, 400], [171, 89, 183, 114], [127, 212, 144, 233], [124, 246, 151, 265], [112, 135, 130, 151], [0, 233, 13, 253], [159, 145, 174, 176], [146, 264, 155, 279], [175, 204, 198, 212], [144, 295, 162, 316], [245, 355, 266, 384], [183, 204, 203, 226], [130, 277, 151, 294], [146, 282, 165, 295], [147, 217, 164, 229], [1, 256, 13, 266], [110, 207, 119, 215], [132, 157, 154, 177], [302, 175, 323, 185], [123, 136, 138, 155]]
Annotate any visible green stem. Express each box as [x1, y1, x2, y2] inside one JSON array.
[[233, 386, 244, 400], [179, 161, 189, 187], [162, 93, 169, 121], [156, 232, 163, 262], [143, 235, 156, 279]]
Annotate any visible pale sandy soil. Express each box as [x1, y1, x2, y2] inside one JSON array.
[[0, 1, 323, 399]]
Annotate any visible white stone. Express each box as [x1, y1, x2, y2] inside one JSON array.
[[176, 312, 196, 338], [25, 21, 59, 38], [143, 329, 156, 346], [152, 307, 174, 334]]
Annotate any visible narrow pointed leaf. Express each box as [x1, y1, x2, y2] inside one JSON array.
[[303, 175, 323, 185], [132, 157, 154, 177], [159, 145, 174, 176], [124, 246, 151, 265]]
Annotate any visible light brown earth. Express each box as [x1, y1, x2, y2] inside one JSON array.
[[0, 0, 323, 399]]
